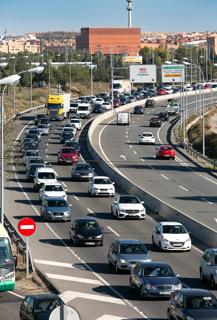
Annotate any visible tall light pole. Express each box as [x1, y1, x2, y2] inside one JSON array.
[[26, 66, 44, 108], [0, 75, 20, 225]]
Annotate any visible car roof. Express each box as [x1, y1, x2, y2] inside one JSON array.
[[139, 261, 170, 267], [74, 217, 97, 222], [119, 195, 138, 199], [25, 293, 60, 300], [142, 131, 153, 134], [43, 182, 62, 186], [159, 221, 183, 226], [36, 167, 55, 172], [115, 239, 144, 244], [178, 288, 214, 296], [93, 176, 110, 179], [44, 196, 66, 201]]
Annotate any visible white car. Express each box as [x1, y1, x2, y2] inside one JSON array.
[[26, 156, 44, 170], [37, 124, 50, 135], [23, 150, 39, 164], [164, 85, 173, 94], [111, 195, 146, 219], [70, 118, 82, 130], [152, 221, 191, 251], [138, 132, 155, 145], [61, 126, 77, 136], [93, 98, 104, 105], [88, 176, 115, 196], [39, 182, 67, 202], [102, 102, 112, 110], [33, 167, 58, 190]]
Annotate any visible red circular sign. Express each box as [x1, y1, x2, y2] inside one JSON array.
[[18, 218, 36, 237]]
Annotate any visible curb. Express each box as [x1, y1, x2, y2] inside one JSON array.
[[35, 267, 59, 295]]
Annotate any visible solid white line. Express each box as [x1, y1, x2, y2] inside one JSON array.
[[107, 226, 120, 237], [201, 197, 214, 205], [46, 273, 102, 285], [59, 290, 125, 305], [8, 291, 24, 299], [96, 316, 126, 320], [129, 145, 132, 148], [141, 159, 145, 162], [133, 150, 137, 155], [73, 195, 79, 201], [160, 174, 170, 181], [199, 175, 217, 186], [87, 208, 93, 214], [62, 182, 67, 187], [178, 185, 189, 192], [45, 148, 48, 152], [34, 259, 85, 269], [157, 121, 167, 143]]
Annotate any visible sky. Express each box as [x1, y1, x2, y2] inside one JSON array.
[[0, 0, 217, 35]]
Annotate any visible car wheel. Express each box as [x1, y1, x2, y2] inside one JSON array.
[[210, 275, 216, 289], [159, 241, 164, 250], [167, 310, 174, 320], [200, 268, 205, 282], [140, 286, 144, 299], [129, 277, 134, 289], [172, 157, 175, 160], [152, 235, 155, 247], [108, 255, 112, 266]]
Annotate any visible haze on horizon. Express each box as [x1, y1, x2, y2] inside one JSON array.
[[0, 0, 216, 35]]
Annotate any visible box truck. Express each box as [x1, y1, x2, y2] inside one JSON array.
[[47, 94, 70, 120], [117, 112, 130, 125], [112, 80, 131, 95]]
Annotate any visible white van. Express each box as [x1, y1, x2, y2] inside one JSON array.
[[77, 103, 92, 118], [33, 167, 58, 190]]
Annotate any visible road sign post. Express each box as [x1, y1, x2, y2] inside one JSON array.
[[18, 217, 36, 277]]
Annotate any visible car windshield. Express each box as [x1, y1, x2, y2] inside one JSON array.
[[71, 119, 80, 123], [78, 106, 88, 111], [120, 243, 147, 254], [29, 159, 43, 164], [61, 148, 74, 154], [0, 238, 13, 266], [46, 199, 67, 207], [39, 119, 49, 124], [161, 146, 172, 150], [34, 298, 62, 313], [38, 172, 55, 179], [38, 125, 47, 129], [119, 196, 140, 204], [94, 178, 112, 184], [26, 151, 39, 156], [45, 185, 63, 192], [162, 225, 187, 234], [186, 296, 217, 309], [143, 265, 174, 277], [29, 165, 44, 174], [77, 220, 100, 231], [76, 164, 90, 170], [142, 133, 152, 137]]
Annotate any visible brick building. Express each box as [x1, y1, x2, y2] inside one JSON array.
[[76, 27, 141, 55]]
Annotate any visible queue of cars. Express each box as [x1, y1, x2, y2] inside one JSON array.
[[18, 90, 217, 320]]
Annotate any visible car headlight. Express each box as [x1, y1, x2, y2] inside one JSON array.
[[95, 234, 103, 239], [120, 259, 127, 264], [185, 237, 191, 242], [109, 187, 114, 191], [139, 208, 145, 212], [145, 284, 153, 290], [77, 234, 85, 239], [175, 283, 182, 290]]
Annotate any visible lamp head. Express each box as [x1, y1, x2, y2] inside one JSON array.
[[0, 75, 20, 86]]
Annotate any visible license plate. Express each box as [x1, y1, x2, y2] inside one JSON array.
[[55, 215, 62, 218], [85, 242, 95, 245], [173, 243, 182, 247], [159, 291, 171, 295]]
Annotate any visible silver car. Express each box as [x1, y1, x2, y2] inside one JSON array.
[[108, 239, 151, 273], [200, 248, 217, 289]]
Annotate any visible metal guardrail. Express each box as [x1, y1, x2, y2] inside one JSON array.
[[173, 99, 217, 171]]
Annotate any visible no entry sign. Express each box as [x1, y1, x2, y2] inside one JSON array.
[[18, 217, 36, 237]]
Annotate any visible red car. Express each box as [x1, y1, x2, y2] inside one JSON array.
[[157, 88, 167, 95], [57, 147, 78, 164], [156, 145, 175, 160], [113, 98, 121, 108]]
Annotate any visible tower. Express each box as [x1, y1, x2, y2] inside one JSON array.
[[127, 0, 133, 28]]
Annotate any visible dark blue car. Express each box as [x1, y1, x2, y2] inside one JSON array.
[[130, 261, 182, 298]]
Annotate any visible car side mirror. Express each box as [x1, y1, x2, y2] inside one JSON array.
[[112, 182, 115, 185], [141, 201, 144, 204], [65, 189, 68, 192]]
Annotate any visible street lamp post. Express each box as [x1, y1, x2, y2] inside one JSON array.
[[0, 75, 21, 225]]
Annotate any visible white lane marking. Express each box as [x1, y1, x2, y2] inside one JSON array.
[[129, 145, 132, 149], [199, 174, 217, 186], [120, 155, 127, 160], [96, 316, 127, 320], [87, 208, 93, 213], [20, 225, 34, 230], [178, 185, 189, 192], [73, 195, 79, 201], [201, 198, 214, 205], [62, 181, 67, 187], [126, 134, 128, 138], [157, 121, 167, 143], [46, 273, 102, 285], [46, 143, 49, 146], [8, 291, 24, 299], [160, 174, 170, 181], [107, 226, 120, 237], [59, 290, 125, 305], [133, 150, 137, 155], [215, 218, 217, 223], [45, 148, 48, 152], [34, 259, 87, 270], [141, 159, 145, 162]]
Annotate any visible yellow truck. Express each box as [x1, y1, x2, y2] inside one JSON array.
[[47, 94, 70, 120]]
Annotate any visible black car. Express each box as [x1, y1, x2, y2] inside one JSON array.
[[26, 164, 46, 181], [134, 105, 144, 114], [167, 288, 217, 320], [23, 134, 39, 144], [38, 117, 51, 128], [22, 142, 39, 154], [69, 218, 103, 246], [35, 114, 47, 125], [19, 293, 64, 320], [158, 111, 169, 121], [64, 141, 80, 155], [92, 104, 104, 113], [60, 131, 75, 144], [149, 117, 161, 127], [120, 96, 128, 105], [71, 163, 94, 181], [145, 99, 156, 108]]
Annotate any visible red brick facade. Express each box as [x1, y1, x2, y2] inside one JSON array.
[[76, 27, 141, 55]]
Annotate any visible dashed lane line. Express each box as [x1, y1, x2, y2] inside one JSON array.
[[87, 208, 94, 214], [46, 273, 102, 285], [73, 195, 79, 201], [178, 185, 189, 192], [107, 226, 120, 237], [160, 174, 170, 181]]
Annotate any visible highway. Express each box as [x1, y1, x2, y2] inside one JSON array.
[[0, 291, 23, 320], [2, 93, 217, 319]]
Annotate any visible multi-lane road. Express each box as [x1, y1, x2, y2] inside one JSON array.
[[2, 92, 217, 320]]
